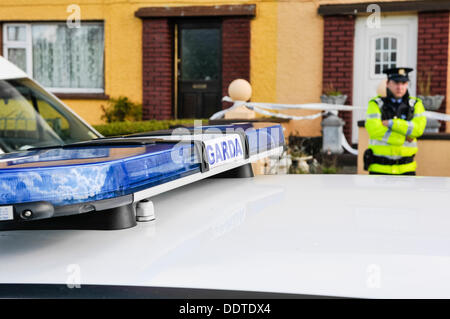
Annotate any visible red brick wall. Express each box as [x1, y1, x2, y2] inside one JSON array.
[[417, 11, 449, 132], [322, 15, 355, 143], [142, 18, 173, 120], [222, 18, 251, 109], [141, 17, 250, 117]]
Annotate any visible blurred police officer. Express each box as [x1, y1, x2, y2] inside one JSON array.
[[364, 67, 427, 175]]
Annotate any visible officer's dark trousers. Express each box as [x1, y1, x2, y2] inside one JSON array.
[[369, 171, 416, 176]]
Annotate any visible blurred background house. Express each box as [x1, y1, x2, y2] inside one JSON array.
[[1, 0, 450, 148]]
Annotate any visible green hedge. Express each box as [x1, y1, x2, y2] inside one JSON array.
[[93, 119, 207, 137]]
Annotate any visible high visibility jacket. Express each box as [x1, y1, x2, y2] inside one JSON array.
[[365, 95, 427, 174]]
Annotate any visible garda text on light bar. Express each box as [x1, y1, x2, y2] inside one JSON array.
[[204, 134, 244, 169], [168, 124, 282, 167]]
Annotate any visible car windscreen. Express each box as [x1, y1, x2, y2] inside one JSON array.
[[0, 79, 99, 153]]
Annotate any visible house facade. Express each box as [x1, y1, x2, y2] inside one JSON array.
[[1, 0, 450, 143], [319, 0, 450, 143]]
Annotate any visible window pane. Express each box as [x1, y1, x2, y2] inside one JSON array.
[[391, 52, 397, 62], [390, 63, 396, 69], [375, 52, 380, 62], [7, 48, 27, 72], [7, 26, 26, 41], [391, 38, 397, 50], [375, 64, 381, 74], [0, 80, 56, 151], [383, 38, 389, 50], [181, 28, 220, 81], [37, 100, 70, 140], [32, 24, 104, 90], [374, 37, 397, 74]]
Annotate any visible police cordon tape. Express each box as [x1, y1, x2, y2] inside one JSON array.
[[211, 97, 363, 155], [423, 111, 450, 122], [211, 96, 450, 156], [210, 96, 362, 121]]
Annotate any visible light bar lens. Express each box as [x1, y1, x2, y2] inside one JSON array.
[[0, 123, 284, 207], [0, 143, 200, 206]]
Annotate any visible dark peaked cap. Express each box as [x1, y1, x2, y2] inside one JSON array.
[[383, 67, 413, 82]]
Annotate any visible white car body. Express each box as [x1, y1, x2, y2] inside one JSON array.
[[1, 56, 450, 299]]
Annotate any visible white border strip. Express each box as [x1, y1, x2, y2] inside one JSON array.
[[133, 146, 284, 202]]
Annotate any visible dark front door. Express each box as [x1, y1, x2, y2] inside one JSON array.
[[177, 21, 222, 119]]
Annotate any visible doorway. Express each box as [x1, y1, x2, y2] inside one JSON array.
[[176, 20, 222, 119], [352, 15, 418, 144]]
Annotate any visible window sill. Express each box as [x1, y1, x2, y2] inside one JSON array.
[[54, 93, 110, 100]]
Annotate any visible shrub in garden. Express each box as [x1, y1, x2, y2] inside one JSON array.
[[93, 119, 207, 136], [101, 96, 142, 123]]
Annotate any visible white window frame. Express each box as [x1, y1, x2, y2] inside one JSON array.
[[2, 22, 104, 94], [3, 24, 33, 76], [370, 34, 399, 79]]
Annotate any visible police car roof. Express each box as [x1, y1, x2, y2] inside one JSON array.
[[0, 56, 28, 80], [1, 174, 450, 298]]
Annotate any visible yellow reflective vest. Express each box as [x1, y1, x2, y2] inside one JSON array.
[[364, 95, 427, 174]]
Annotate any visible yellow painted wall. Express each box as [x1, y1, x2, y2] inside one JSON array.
[[250, 1, 278, 106], [415, 139, 450, 176], [276, 0, 323, 137], [0, 0, 142, 124], [357, 126, 369, 175], [0, 0, 278, 125]]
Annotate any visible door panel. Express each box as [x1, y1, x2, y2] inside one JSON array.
[[203, 93, 219, 118], [181, 93, 198, 118]]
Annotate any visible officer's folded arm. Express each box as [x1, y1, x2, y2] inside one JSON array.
[[365, 118, 388, 140], [365, 118, 406, 146], [389, 100, 427, 139], [391, 118, 426, 140], [382, 116, 426, 142], [380, 119, 412, 142]]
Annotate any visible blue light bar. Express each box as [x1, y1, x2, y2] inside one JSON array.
[[0, 123, 285, 219], [244, 124, 284, 155], [141, 123, 285, 155], [0, 143, 201, 206]]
